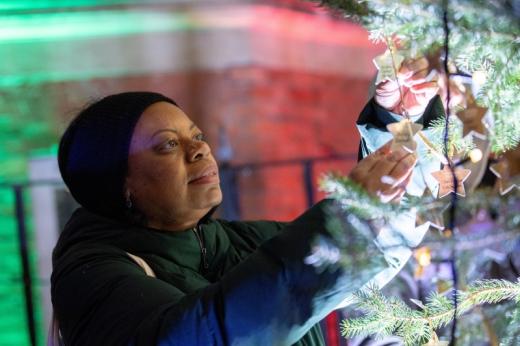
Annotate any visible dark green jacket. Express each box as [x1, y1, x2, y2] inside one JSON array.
[[51, 200, 388, 346]]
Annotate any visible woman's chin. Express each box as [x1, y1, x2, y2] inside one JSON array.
[[200, 187, 223, 208], [209, 189, 223, 207]]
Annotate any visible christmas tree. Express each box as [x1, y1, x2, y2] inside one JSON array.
[[311, 0, 520, 344]]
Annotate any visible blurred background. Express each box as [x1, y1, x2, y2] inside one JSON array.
[[0, 0, 384, 345]]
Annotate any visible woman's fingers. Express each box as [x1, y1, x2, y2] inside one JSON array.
[[349, 140, 418, 204], [349, 140, 393, 178], [377, 187, 404, 204], [382, 158, 414, 188], [388, 169, 414, 203], [372, 153, 416, 200], [369, 147, 411, 177], [374, 140, 393, 155], [374, 80, 401, 110], [389, 187, 407, 204], [388, 153, 417, 184], [379, 158, 416, 192], [400, 57, 429, 78], [400, 80, 439, 115], [410, 81, 439, 95], [379, 154, 415, 194], [398, 165, 415, 188]]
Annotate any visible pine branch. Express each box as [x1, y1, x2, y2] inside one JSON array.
[[424, 229, 519, 253], [342, 279, 520, 345], [500, 303, 520, 346], [324, 174, 520, 232], [426, 116, 475, 157], [457, 280, 520, 315], [319, 173, 404, 220]]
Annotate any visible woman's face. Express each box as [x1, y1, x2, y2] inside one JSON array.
[[125, 102, 222, 231]]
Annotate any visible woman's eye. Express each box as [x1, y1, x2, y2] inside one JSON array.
[[162, 139, 178, 150], [194, 133, 206, 141]]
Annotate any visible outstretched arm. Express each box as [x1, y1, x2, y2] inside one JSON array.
[[52, 146, 421, 346], [53, 200, 390, 346]]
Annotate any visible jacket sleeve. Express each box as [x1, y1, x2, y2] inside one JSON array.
[[52, 199, 409, 346]]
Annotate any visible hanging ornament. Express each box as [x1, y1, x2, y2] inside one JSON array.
[[431, 165, 472, 198], [468, 148, 483, 163], [373, 48, 405, 84], [428, 207, 446, 232], [456, 105, 487, 138], [417, 131, 449, 164], [417, 191, 447, 232], [387, 118, 423, 153], [418, 216, 445, 234], [413, 246, 432, 278], [490, 159, 519, 195], [436, 279, 452, 294]]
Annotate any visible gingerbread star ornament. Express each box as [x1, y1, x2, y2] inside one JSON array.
[[490, 159, 519, 195], [373, 49, 404, 84], [387, 118, 423, 153], [431, 165, 472, 198], [417, 189, 446, 231], [456, 105, 487, 138], [422, 216, 445, 232]]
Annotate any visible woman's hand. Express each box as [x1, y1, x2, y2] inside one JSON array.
[[375, 57, 439, 117], [349, 141, 417, 203]]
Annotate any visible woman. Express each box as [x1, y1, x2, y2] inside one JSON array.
[[51, 91, 419, 346]]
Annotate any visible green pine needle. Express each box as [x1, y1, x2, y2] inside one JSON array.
[[341, 280, 520, 345], [319, 173, 404, 220]]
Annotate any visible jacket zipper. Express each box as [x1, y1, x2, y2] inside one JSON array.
[[192, 225, 209, 271]]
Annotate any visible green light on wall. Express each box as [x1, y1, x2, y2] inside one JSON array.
[[0, 0, 179, 12], [0, 10, 193, 42]]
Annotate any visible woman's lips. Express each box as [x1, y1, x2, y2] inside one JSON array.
[[188, 165, 220, 185], [189, 173, 220, 185]]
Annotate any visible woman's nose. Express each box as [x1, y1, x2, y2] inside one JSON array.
[[186, 140, 210, 162]]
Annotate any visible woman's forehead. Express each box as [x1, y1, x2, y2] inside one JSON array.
[[136, 102, 195, 135]]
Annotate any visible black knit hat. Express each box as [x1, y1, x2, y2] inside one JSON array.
[[58, 91, 177, 218]]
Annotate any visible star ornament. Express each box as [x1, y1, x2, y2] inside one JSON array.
[[417, 190, 447, 232], [456, 106, 487, 138], [490, 160, 519, 195], [431, 165, 472, 198], [387, 118, 423, 153], [428, 208, 446, 232], [373, 49, 404, 85]]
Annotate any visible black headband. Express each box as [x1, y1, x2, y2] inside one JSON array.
[[58, 91, 177, 218]]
